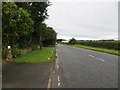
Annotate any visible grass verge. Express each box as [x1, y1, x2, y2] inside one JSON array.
[[14, 48, 56, 63], [61, 43, 119, 56]]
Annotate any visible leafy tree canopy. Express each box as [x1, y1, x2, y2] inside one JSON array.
[[69, 38, 77, 44]]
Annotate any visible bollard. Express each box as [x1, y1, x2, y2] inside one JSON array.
[[6, 46, 12, 61]]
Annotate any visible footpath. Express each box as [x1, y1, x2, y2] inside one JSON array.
[[2, 62, 53, 89]]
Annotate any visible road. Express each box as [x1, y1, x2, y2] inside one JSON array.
[[51, 44, 118, 88]]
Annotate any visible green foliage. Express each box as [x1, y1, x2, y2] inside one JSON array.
[[42, 25, 57, 46], [31, 44, 39, 50], [12, 44, 20, 58], [2, 2, 35, 59], [75, 40, 119, 50], [2, 2, 57, 59], [62, 44, 119, 56], [14, 48, 56, 63], [2, 2, 34, 46], [2, 45, 7, 59], [69, 38, 77, 44]]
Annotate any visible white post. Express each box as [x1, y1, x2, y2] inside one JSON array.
[[6, 46, 12, 61]]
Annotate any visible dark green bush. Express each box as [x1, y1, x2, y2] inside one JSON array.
[[69, 38, 77, 44], [2, 45, 7, 59], [76, 40, 119, 50], [31, 44, 39, 50], [12, 44, 21, 58]]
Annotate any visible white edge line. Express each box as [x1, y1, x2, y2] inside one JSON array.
[[58, 75, 60, 82], [57, 65, 59, 69], [96, 58, 105, 61], [89, 54, 95, 57], [58, 82, 61, 86]]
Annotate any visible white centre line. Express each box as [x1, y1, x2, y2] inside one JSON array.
[[58, 75, 60, 82], [58, 82, 61, 86], [89, 55, 95, 57], [96, 58, 105, 61], [57, 75, 61, 86], [57, 65, 59, 69], [88, 54, 105, 62]]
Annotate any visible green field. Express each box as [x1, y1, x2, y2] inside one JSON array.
[[61, 43, 119, 56], [14, 48, 56, 63]]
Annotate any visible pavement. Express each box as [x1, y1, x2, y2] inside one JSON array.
[[0, 62, 1, 90], [51, 44, 118, 88], [2, 62, 53, 88]]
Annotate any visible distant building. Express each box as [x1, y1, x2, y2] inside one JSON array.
[[62, 40, 69, 43], [57, 39, 69, 43]]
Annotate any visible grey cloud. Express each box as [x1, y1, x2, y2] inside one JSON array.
[[45, 1, 118, 40]]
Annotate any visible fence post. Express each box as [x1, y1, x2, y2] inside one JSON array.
[[6, 46, 12, 61]]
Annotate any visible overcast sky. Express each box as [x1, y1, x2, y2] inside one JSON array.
[[45, 0, 118, 40]]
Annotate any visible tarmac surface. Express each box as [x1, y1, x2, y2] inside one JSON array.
[[51, 44, 118, 88], [2, 62, 53, 88]]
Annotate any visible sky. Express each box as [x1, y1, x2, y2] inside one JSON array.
[[45, 0, 119, 40]]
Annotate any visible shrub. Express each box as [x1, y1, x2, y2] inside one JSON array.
[[12, 44, 21, 58], [76, 40, 119, 50], [69, 38, 77, 44], [31, 44, 39, 50], [2, 45, 7, 59]]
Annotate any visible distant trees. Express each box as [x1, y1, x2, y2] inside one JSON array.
[[2, 2, 57, 59], [76, 40, 119, 50], [68, 38, 119, 50], [69, 38, 77, 44], [42, 26, 57, 46]]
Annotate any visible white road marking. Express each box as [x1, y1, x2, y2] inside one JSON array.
[[89, 54, 105, 62], [57, 65, 59, 69], [96, 58, 105, 61], [47, 78, 51, 88], [89, 55, 95, 57], [58, 75, 60, 82], [58, 82, 61, 86]]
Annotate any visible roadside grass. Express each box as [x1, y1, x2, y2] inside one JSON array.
[[60, 43, 119, 56], [14, 48, 56, 63]]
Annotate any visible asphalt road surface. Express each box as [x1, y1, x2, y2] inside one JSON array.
[[3, 63, 53, 88], [51, 44, 118, 88]]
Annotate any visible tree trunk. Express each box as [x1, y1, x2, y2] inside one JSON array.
[[39, 29, 42, 50]]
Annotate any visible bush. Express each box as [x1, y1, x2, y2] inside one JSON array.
[[2, 45, 7, 59], [69, 38, 77, 44], [76, 40, 119, 50], [12, 44, 21, 58], [31, 44, 39, 50]]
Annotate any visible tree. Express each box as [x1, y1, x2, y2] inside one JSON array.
[[69, 38, 77, 44], [2, 2, 34, 58], [15, 2, 52, 49], [2, 2, 57, 59], [28, 2, 51, 49], [2, 2, 34, 46], [42, 25, 57, 46]]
